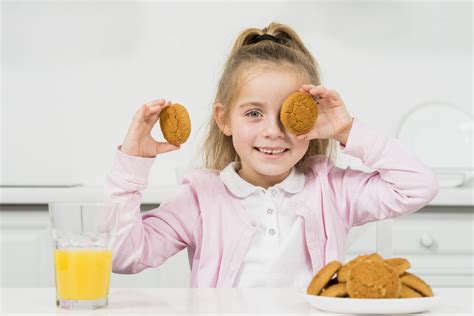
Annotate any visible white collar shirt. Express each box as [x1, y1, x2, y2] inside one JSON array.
[[219, 162, 314, 288]]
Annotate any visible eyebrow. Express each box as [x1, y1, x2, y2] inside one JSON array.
[[238, 101, 266, 109]]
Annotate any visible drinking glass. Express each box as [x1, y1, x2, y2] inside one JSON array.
[[48, 202, 118, 310]]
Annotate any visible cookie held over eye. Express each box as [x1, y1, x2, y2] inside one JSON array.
[[159, 103, 191, 145], [280, 91, 318, 135]]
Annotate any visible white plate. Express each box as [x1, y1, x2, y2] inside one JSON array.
[[397, 103, 473, 187], [297, 289, 439, 314]]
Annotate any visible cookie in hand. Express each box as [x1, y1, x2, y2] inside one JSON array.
[[159, 103, 191, 145], [280, 91, 318, 135]]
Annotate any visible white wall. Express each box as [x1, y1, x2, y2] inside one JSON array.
[[1, 0, 471, 186]]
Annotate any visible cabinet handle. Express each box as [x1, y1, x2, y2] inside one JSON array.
[[420, 233, 434, 248]]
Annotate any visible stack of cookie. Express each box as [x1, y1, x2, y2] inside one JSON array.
[[307, 253, 433, 299]]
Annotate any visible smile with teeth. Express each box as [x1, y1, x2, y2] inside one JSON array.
[[255, 147, 289, 155]]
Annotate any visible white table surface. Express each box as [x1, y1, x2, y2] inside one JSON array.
[[1, 288, 473, 315]]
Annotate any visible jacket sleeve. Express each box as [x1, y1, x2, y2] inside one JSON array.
[[104, 146, 200, 274], [326, 118, 439, 228]]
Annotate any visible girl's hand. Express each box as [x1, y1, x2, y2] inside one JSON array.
[[121, 99, 181, 158], [296, 84, 354, 145]]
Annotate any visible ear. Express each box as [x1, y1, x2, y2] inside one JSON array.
[[214, 102, 232, 136]]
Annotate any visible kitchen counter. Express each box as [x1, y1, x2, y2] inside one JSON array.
[[0, 185, 175, 205], [0, 288, 472, 315], [0, 185, 473, 206]]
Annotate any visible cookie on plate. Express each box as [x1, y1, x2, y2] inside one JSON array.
[[337, 254, 370, 282], [400, 272, 433, 297], [338, 253, 384, 282], [399, 284, 423, 298], [280, 91, 318, 135], [307, 260, 342, 295], [346, 256, 401, 298], [320, 282, 348, 297], [159, 103, 191, 145], [385, 258, 411, 276]]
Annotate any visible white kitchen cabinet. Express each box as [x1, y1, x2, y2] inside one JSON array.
[[0, 205, 190, 288], [0, 209, 48, 287], [1, 205, 472, 288]]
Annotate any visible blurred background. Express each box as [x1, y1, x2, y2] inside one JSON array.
[[1, 0, 472, 289]]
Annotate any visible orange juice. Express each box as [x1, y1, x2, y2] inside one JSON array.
[[54, 249, 112, 300]]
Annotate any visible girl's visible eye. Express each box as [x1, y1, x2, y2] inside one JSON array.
[[245, 110, 263, 118]]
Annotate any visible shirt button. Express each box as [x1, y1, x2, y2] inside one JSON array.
[[266, 208, 273, 215], [269, 228, 276, 235], [271, 189, 278, 196]]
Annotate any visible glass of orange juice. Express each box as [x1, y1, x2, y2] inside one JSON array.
[[48, 202, 118, 310]]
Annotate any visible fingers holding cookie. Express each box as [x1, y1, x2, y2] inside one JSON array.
[[292, 85, 351, 142], [122, 99, 180, 158], [299, 84, 341, 105], [134, 99, 170, 125], [299, 85, 324, 103]]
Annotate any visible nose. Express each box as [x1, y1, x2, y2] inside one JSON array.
[[262, 115, 285, 139]]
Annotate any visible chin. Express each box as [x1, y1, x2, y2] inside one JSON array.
[[254, 164, 292, 177]]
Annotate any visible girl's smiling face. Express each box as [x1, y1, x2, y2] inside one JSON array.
[[215, 65, 310, 189]]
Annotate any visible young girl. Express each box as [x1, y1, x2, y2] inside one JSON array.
[[105, 22, 439, 288]]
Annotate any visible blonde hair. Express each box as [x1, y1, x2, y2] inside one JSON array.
[[202, 22, 336, 171]]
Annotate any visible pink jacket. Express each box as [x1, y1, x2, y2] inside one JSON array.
[[104, 118, 439, 287]]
